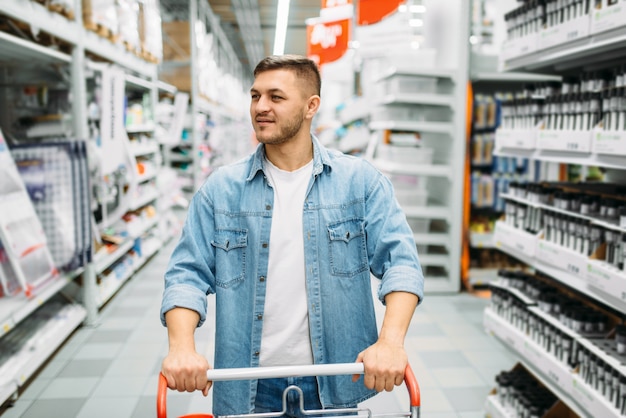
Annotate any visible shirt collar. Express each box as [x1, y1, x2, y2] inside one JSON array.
[[246, 134, 332, 182]]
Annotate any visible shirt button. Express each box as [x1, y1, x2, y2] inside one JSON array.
[[262, 243, 268, 248], [260, 276, 265, 282], [266, 205, 271, 210], [254, 351, 260, 357], [257, 314, 263, 320]]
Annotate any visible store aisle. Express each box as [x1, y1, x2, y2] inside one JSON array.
[[0, 238, 518, 418]]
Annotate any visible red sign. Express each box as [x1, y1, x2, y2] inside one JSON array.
[[307, 18, 351, 66], [321, 0, 353, 9], [357, 0, 404, 25]]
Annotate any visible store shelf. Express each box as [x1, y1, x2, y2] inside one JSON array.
[[500, 19, 626, 74], [130, 142, 159, 156], [369, 120, 455, 136], [1, 0, 79, 45], [494, 146, 626, 170], [373, 159, 452, 178], [483, 308, 590, 418], [0, 302, 86, 407], [94, 239, 135, 275], [378, 93, 455, 108], [0, 268, 84, 338], [493, 221, 626, 313], [484, 394, 512, 418], [373, 66, 456, 81], [129, 188, 159, 212], [469, 232, 494, 249], [403, 204, 452, 220], [126, 123, 156, 134], [417, 254, 450, 267], [471, 71, 561, 83], [413, 233, 451, 248], [488, 280, 536, 306], [0, 31, 71, 65], [157, 80, 177, 94], [468, 268, 500, 287], [125, 74, 154, 90], [138, 171, 157, 183]]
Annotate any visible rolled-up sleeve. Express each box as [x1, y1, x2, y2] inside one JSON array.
[[160, 190, 216, 327]]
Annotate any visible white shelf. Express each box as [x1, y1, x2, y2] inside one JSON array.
[[0, 31, 71, 65], [374, 66, 456, 82], [493, 221, 626, 313], [469, 232, 494, 249], [126, 123, 156, 134], [403, 205, 452, 220], [94, 240, 135, 275], [129, 188, 159, 211], [369, 120, 455, 136], [417, 254, 450, 267], [468, 268, 500, 286], [484, 394, 512, 418], [0, 268, 84, 338], [413, 233, 450, 248], [125, 74, 154, 90], [488, 280, 536, 306], [0, 382, 17, 410], [157, 80, 177, 94], [137, 171, 157, 183], [494, 145, 626, 170], [378, 93, 455, 108], [501, 17, 626, 74], [373, 159, 452, 178], [471, 71, 562, 83], [483, 308, 591, 418], [130, 142, 159, 156]]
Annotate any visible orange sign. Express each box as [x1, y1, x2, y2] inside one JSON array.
[[357, 0, 404, 25], [307, 18, 351, 66], [321, 0, 353, 9]]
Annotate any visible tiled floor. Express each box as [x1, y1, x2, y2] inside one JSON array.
[[0, 238, 519, 418]]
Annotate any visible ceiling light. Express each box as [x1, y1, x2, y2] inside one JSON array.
[[273, 0, 292, 55]]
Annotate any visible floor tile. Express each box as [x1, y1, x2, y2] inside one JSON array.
[[36, 357, 70, 379], [76, 396, 139, 418], [418, 351, 471, 369], [117, 342, 163, 359], [18, 377, 51, 400], [406, 336, 457, 352], [406, 322, 446, 337], [86, 329, 133, 344], [431, 367, 487, 388], [443, 387, 492, 412], [420, 388, 456, 413], [104, 356, 160, 378], [458, 411, 487, 418], [0, 400, 33, 418], [92, 376, 150, 397], [18, 399, 87, 418], [462, 350, 518, 369], [134, 394, 190, 417], [73, 342, 124, 360], [38, 377, 99, 399], [58, 359, 113, 378]]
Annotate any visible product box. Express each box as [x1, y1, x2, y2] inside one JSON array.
[[82, 0, 119, 38], [162, 21, 191, 61]]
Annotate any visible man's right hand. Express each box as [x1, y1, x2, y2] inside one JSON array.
[[161, 349, 212, 396]]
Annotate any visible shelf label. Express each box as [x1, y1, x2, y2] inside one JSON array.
[[586, 260, 626, 301], [494, 221, 537, 258], [536, 240, 588, 278], [539, 14, 591, 50], [590, 0, 626, 34], [500, 33, 538, 62], [536, 130, 593, 153], [571, 375, 618, 418], [495, 129, 537, 150], [592, 129, 626, 156]]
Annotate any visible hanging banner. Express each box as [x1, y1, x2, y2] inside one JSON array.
[[307, 18, 351, 66], [357, 0, 404, 25]]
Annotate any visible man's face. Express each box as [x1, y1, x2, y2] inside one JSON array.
[[250, 69, 312, 145]]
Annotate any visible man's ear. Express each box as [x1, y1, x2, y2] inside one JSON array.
[[306, 95, 321, 119]]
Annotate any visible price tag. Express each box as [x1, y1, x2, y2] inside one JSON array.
[[592, 130, 626, 155], [536, 130, 592, 153], [536, 240, 587, 278], [539, 15, 590, 50], [591, 1, 626, 34]]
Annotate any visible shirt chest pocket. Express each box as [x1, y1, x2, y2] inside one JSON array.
[[327, 219, 368, 277], [211, 229, 247, 288]]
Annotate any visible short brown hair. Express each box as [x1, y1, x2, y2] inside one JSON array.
[[253, 55, 321, 97]]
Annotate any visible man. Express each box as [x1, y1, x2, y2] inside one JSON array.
[[160, 54, 423, 416]]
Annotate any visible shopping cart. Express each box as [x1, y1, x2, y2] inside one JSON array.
[[157, 363, 421, 418]]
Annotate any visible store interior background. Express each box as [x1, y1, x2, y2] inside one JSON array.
[[2, 0, 626, 417]]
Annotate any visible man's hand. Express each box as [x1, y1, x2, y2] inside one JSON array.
[[163, 308, 211, 396], [352, 291, 418, 392], [162, 349, 212, 396], [352, 340, 407, 392]]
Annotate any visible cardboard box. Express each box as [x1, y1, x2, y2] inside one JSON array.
[[162, 21, 191, 61]]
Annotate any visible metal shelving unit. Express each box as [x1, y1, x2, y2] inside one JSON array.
[[0, 0, 163, 407], [482, 2, 626, 415]]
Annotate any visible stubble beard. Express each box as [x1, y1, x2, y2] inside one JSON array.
[[255, 113, 306, 145]]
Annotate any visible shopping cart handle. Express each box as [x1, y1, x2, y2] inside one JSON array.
[[158, 363, 420, 418]]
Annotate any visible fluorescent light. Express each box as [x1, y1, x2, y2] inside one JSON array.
[[410, 5, 426, 13], [273, 0, 292, 55], [409, 19, 423, 27]]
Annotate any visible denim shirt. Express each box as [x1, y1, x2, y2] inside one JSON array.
[[161, 136, 424, 415]]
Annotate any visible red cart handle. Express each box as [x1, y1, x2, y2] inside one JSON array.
[[158, 363, 420, 418]]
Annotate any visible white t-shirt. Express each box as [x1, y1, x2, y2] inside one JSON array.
[[259, 157, 314, 366]]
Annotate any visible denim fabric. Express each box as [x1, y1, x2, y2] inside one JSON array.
[[254, 377, 323, 417], [161, 135, 424, 415]]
